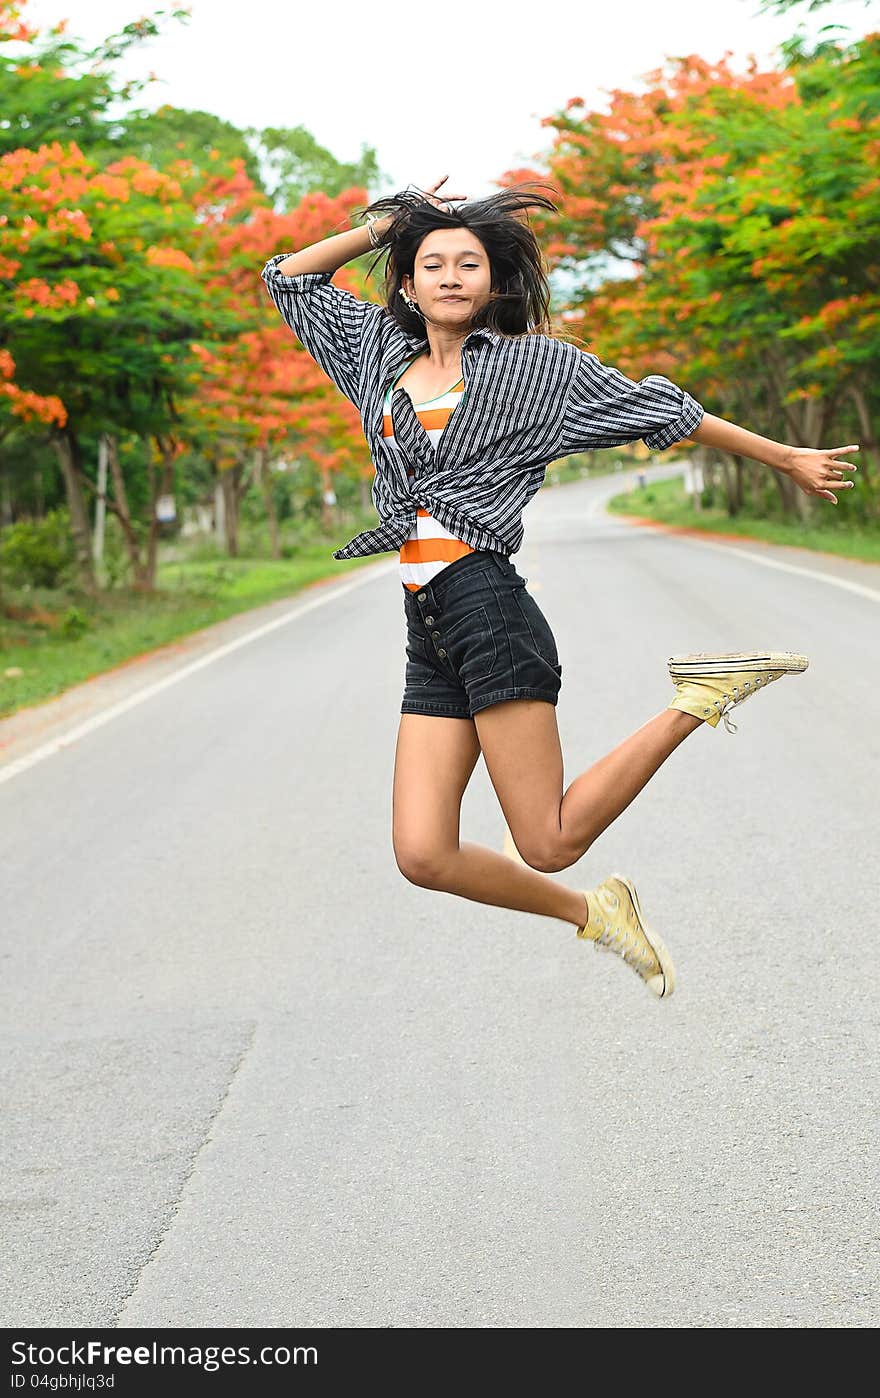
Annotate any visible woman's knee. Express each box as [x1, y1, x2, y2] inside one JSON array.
[[393, 841, 453, 888], [521, 849, 568, 875], [518, 833, 587, 874]]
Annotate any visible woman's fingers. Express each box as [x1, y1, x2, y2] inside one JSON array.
[[426, 175, 467, 201]]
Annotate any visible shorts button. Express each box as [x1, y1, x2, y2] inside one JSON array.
[[437, 648, 447, 658], [425, 614, 434, 625], [417, 592, 427, 601]]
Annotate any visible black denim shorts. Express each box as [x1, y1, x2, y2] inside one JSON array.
[[401, 549, 563, 720]]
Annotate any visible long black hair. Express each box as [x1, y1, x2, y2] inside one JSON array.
[[352, 181, 561, 340]]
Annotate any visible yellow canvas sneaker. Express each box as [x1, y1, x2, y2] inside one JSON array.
[[577, 874, 675, 998], [668, 650, 809, 733]]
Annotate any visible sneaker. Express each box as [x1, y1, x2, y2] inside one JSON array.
[[668, 650, 809, 732], [576, 874, 675, 998]]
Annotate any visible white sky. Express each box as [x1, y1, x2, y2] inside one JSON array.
[[20, 0, 876, 198]]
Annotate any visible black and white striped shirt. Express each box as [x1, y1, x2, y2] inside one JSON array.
[[261, 254, 705, 561]]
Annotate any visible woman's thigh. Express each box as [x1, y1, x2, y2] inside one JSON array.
[[472, 698, 566, 872], [392, 713, 481, 883]]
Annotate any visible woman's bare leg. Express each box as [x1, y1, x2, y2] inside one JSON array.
[[392, 707, 700, 929], [470, 700, 700, 874]]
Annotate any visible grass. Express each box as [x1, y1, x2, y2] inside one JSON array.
[[0, 528, 379, 720], [607, 473, 880, 565]]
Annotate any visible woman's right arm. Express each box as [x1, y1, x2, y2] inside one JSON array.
[[276, 215, 395, 276], [261, 217, 395, 406], [263, 178, 464, 402]]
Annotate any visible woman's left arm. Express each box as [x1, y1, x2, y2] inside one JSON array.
[[686, 412, 859, 505]]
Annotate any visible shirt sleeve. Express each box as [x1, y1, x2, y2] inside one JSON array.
[[260, 254, 384, 407], [560, 348, 705, 454]]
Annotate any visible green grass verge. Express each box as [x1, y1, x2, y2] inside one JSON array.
[[0, 535, 379, 720], [607, 473, 880, 565]]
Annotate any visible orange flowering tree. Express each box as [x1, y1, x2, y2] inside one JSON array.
[[0, 0, 375, 585], [182, 185, 377, 557], [0, 134, 246, 588], [523, 28, 880, 522]]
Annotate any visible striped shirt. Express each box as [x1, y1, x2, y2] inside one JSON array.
[[260, 254, 705, 562], [382, 363, 474, 590]]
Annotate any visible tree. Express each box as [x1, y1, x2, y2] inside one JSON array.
[[246, 124, 387, 213], [1, 0, 388, 576], [0, 2, 192, 159], [520, 28, 879, 522]]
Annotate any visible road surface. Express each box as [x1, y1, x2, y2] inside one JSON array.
[[2, 465, 878, 1328]]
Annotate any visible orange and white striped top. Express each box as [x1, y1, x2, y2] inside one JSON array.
[[383, 367, 475, 591]]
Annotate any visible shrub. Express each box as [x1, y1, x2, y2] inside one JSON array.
[[0, 508, 76, 588], [58, 605, 91, 639]]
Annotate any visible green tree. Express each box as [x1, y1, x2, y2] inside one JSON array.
[[0, 5, 192, 159], [246, 124, 388, 213]]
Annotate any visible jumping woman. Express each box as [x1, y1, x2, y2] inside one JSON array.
[[261, 175, 858, 999]]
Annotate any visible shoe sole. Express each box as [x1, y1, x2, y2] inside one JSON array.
[[668, 650, 809, 679], [609, 872, 676, 999]]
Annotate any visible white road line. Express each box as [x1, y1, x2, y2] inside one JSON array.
[[635, 527, 880, 603], [0, 562, 393, 787]]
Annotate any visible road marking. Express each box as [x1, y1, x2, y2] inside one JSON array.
[[0, 562, 393, 787], [641, 529, 880, 604]]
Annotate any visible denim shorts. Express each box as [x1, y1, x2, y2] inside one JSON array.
[[401, 549, 563, 720]]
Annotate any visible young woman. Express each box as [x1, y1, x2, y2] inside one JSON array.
[[261, 176, 858, 1000]]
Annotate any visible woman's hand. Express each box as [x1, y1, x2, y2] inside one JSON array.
[[781, 444, 859, 503], [419, 174, 468, 212], [369, 176, 468, 243]]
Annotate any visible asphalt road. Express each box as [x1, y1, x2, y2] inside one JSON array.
[[2, 465, 878, 1329]]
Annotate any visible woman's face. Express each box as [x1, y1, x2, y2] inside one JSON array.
[[402, 228, 493, 333]]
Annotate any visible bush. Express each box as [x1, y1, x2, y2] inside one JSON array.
[[0, 508, 76, 588], [58, 605, 91, 638]]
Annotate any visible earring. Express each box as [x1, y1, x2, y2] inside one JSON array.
[[399, 287, 425, 318]]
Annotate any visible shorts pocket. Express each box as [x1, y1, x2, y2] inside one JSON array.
[[510, 586, 559, 667], [444, 604, 497, 683], [405, 631, 436, 686]]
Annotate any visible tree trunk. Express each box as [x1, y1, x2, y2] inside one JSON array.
[[734, 455, 746, 515], [107, 433, 144, 579], [0, 469, 12, 526], [221, 468, 239, 557], [93, 433, 108, 567], [52, 433, 96, 591], [214, 474, 225, 543], [848, 383, 877, 483], [221, 457, 258, 558], [257, 448, 280, 559], [773, 468, 808, 520], [719, 453, 741, 516], [140, 438, 176, 591]]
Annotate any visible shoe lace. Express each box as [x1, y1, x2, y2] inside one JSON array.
[[709, 674, 779, 734], [594, 915, 656, 975]]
